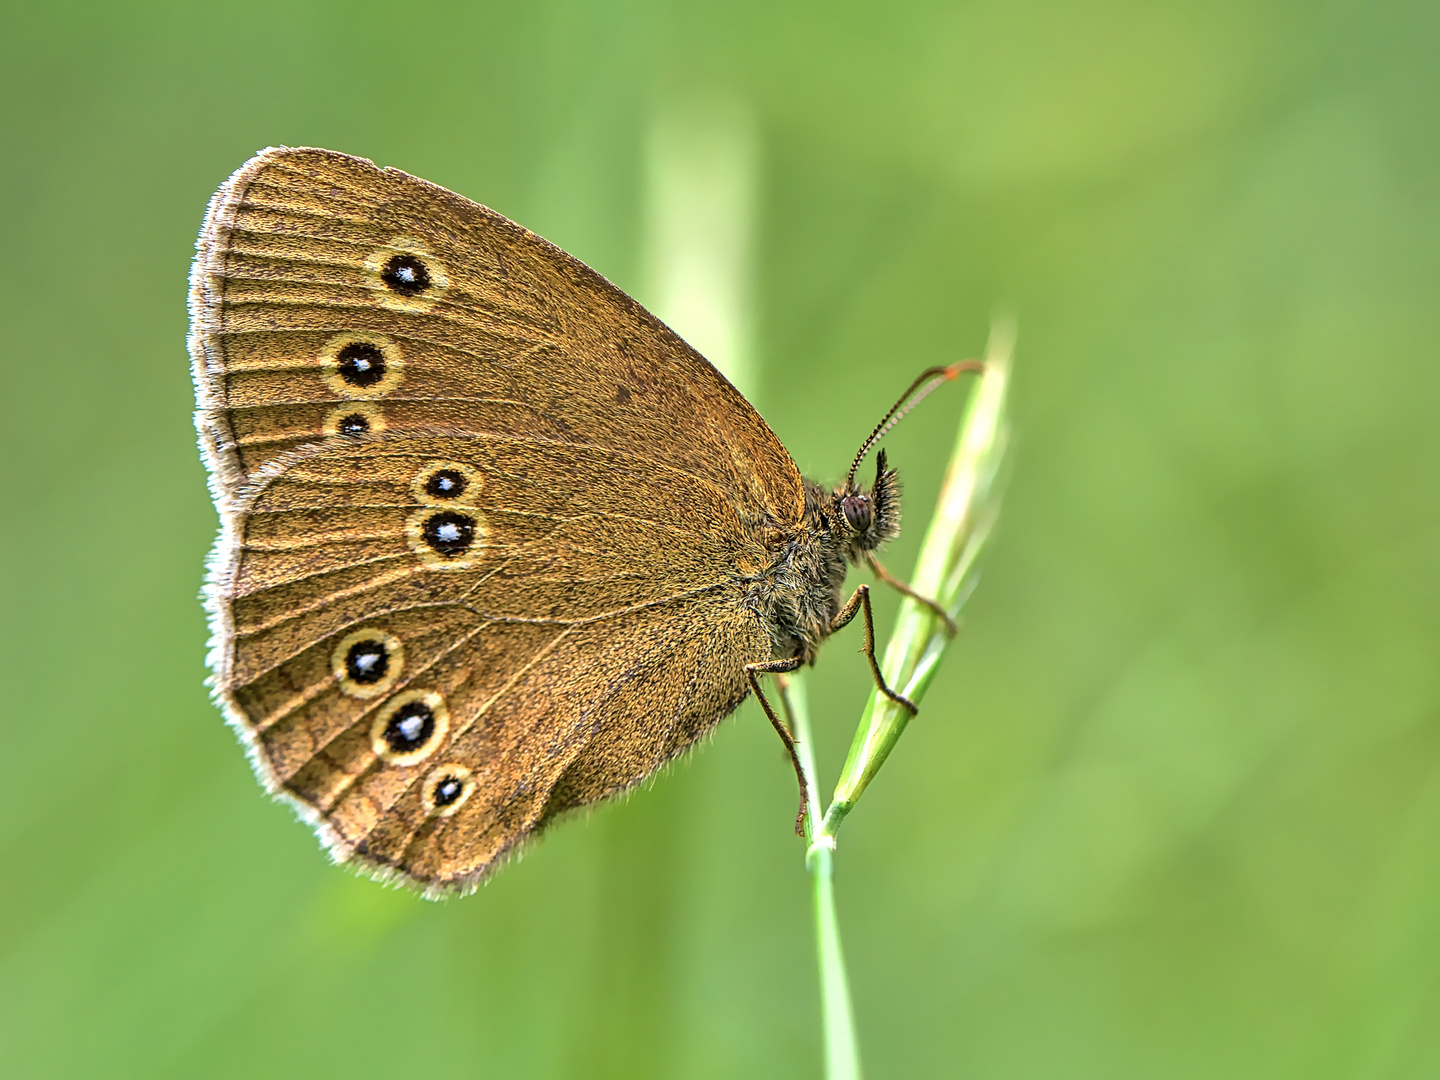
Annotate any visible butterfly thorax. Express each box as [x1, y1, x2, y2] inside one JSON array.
[[746, 455, 901, 664]]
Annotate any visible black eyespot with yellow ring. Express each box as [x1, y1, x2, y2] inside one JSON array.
[[370, 690, 450, 766], [365, 238, 450, 313], [405, 506, 486, 569], [320, 333, 403, 398], [410, 460, 484, 507], [422, 764, 476, 818], [331, 627, 405, 700]]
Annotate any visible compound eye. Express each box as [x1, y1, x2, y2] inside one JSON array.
[[840, 495, 873, 533]]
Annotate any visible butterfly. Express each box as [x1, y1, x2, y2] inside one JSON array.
[[190, 147, 968, 896]]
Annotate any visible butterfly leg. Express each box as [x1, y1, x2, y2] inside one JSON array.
[[745, 656, 810, 836], [865, 552, 958, 637], [832, 583, 920, 715]]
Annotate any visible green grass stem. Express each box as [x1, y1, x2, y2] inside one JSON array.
[[781, 324, 1012, 1079]]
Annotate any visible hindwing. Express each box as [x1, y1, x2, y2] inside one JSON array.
[[213, 434, 774, 893]]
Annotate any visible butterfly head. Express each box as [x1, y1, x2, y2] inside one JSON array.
[[833, 360, 982, 560], [834, 449, 900, 556]]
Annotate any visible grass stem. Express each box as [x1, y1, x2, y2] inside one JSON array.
[[781, 323, 1012, 1079], [784, 675, 861, 1080]]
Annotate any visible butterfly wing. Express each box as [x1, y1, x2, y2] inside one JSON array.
[[217, 433, 771, 893], [190, 148, 800, 893], [189, 146, 802, 521]]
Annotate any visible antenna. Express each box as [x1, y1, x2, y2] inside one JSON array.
[[845, 360, 984, 489]]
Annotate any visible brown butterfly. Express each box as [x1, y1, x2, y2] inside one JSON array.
[[190, 147, 971, 897]]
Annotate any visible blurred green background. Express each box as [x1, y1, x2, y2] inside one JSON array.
[[3, 1, 1439, 1076]]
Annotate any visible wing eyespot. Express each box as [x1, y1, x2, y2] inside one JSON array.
[[423, 511, 476, 555], [364, 238, 450, 313], [371, 690, 450, 766], [335, 342, 388, 388], [410, 460, 484, 506], [320, 333, 404, 398], [323, 401, 385, 437], [331, 627, 406, 700], [425, 469, 467, 499], [422, 764, 475, 818], [382, 254, 432, 296], [405, 506, 486, 569]]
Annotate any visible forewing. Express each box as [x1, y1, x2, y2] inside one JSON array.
[[189, 145, 803, 524], [213, 434, 773, 894]]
